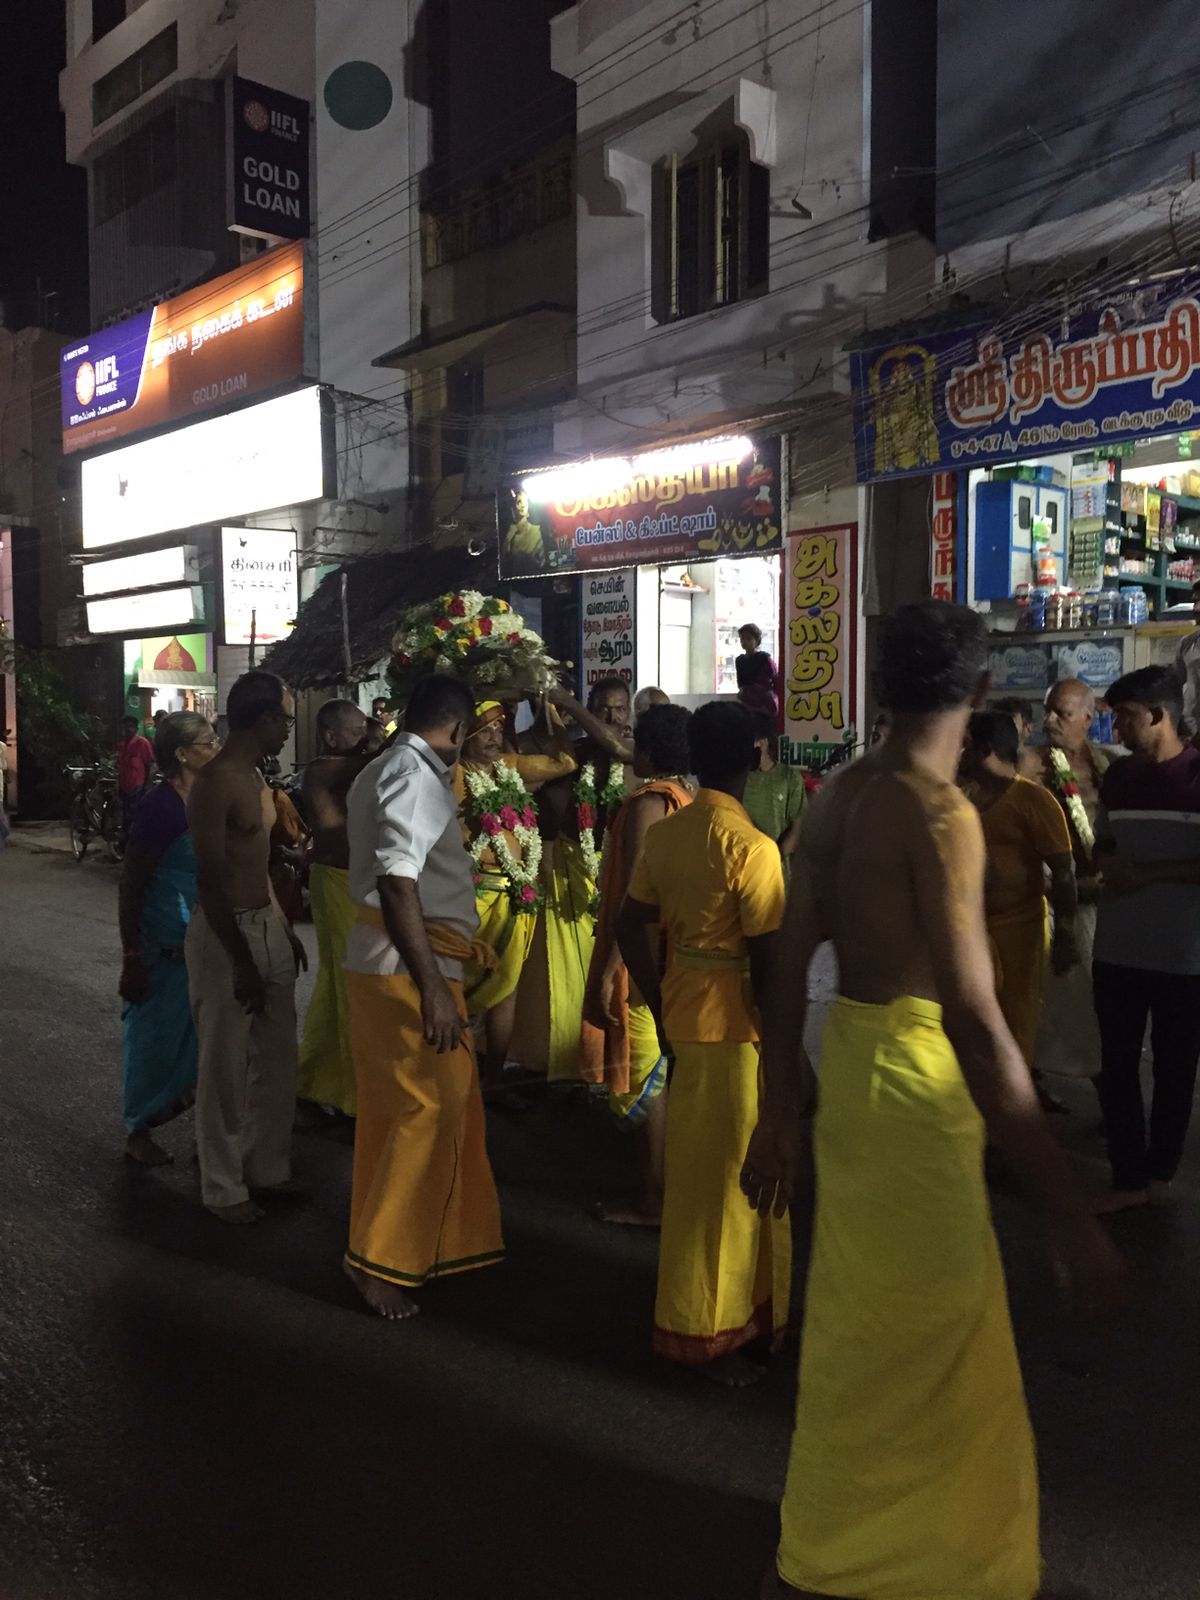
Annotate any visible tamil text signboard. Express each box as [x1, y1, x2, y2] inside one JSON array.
[[220, 527, 297, 646], [229, 77, 311, 241], [579, 569, 636, 694], [850, 272, 1200, 482], [930, 470, 958, 600], [498, 434, 782, 578], [61, 242, 306, 455], [780, 523, 859, 767]]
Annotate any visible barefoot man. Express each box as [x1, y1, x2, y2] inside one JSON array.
[[187, 671, 307, 1224], [741, 603, 1124, 1598], [617, 701, 791, 1385], [342, 673, 504, 1320], [1026, 678, 1114, 1096], [297, 697, 368, 1119]]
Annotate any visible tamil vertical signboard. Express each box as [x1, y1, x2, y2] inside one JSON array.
[[930, 470, 958, 600], [780, 523, 859, 767], [219, 527, 297, 646], [229, 77, 311, 240], [60, 243, 307, 455], [579, 569, 636, 694]]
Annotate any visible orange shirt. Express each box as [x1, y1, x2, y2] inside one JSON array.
[[977, 775, 1071, 922], [627, 787, 785, 1043]]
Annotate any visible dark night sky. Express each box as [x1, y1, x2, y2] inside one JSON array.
[[0, 5, 89, 333]]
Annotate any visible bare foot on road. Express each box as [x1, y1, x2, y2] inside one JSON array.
[[343, 1260, 419, 1321], [125, 1130, 173, 1167], [697, 1352, 766, 1389], [206, 1200, 265, 1224], [590, 1199, 661, 1228]]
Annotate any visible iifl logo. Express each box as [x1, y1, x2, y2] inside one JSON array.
[[74, 361, 96, 407]]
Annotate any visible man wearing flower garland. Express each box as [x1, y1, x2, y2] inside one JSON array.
[[1025, 678, 1113, 1094], [456, 699, 578, 1095], [342, 673, 503, 1319], [508, 675, 635, 1086]]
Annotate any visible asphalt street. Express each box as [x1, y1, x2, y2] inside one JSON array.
[[1, 843, 1198, 1599]]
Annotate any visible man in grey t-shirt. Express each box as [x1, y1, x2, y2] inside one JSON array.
[[1093, 667, 1200, 1212]]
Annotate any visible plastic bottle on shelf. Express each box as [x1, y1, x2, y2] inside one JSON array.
[[1097, 588, 1120, 627], [1066, 590, 1083, 629], [1081, 590, 1100, 629], [1119, 587, 1148, 626], [1036, 552, 1058, 588], [1014, 583, 1031, 630], [1026, 590, 1048, 632], [1047, 591, 1066, 630]]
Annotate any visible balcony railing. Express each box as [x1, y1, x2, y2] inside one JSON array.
[[422, 149, 573, 270]]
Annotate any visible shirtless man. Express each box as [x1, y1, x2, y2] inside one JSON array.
[[297, 699, 369, 1119], [187, 670, 307, 1223], [1025, 678, 1114, 1090], [741, 603, 1124, 1599]]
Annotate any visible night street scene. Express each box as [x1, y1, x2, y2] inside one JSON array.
[[3, 4, 1200, 1598]]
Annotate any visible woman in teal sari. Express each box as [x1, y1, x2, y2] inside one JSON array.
[[118, 712, 219, 1165]]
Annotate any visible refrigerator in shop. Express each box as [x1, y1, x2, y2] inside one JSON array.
[[985, 622, 1192, 736], [713, 556, 781, 694]]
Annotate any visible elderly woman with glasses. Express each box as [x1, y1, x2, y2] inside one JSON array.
[[117, 711, 220, 1165]]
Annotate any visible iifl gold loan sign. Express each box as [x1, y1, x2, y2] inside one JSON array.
[[780, 522, 859, 767]]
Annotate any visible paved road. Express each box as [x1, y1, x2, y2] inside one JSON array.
[[2, 845, 1198, 1599]]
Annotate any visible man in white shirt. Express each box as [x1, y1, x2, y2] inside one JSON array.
[[342, 673, 504, 1320], [1173, 580, 1200, 738]]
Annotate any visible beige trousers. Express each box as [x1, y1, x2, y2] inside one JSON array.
[[186, 906, 298, 1208]]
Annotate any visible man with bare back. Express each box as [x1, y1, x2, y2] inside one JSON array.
[[742, 603, 1124, 1600], [187, 671, 307, 1223]]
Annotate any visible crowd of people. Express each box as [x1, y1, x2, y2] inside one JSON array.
[[109, 595, 1200, 1597]]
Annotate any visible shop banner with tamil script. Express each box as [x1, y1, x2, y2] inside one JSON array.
[[780, 523, 859, 768], [61, 242, 307, 455], [850, 271, 1200, 483], [498, 435, 782, 578], [579, 569, 636, 693]]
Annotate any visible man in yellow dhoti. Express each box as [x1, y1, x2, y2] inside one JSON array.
[[617, 700, 791, 1385], [454, 699, 577, 1092], [742, 602, 1125, 1598], [342, 674, 504, 1320], [297, 698, 368, 1119]]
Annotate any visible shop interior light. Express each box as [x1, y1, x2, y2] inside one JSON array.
[[523, 434, 754, 505], [86, 585, 204, 635]]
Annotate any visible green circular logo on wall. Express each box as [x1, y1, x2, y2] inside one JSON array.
[[323, 61, 394, 131]]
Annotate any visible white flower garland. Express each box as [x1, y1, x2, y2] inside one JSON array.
[[464, 759, 543, 908], [1048, 747, 1095, 855]]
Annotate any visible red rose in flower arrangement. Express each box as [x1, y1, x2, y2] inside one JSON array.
[[577, 801, 595, 831], [448, 596, 466, 618], [396, 651, 412, 666], [478, 615, 493, 636], [499, 804, 520, 830], [434, 617, 452, 633], [521, 806, 537, 828], [1064, 783, 1080, 797], [507, 631, 521, 644], [480, 813, 502, 837], [520, 884, 538, 904]]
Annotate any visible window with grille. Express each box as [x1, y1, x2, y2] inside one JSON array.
[[652, 133, 770, 324], [92, 23, 178, 126], [93, 109, 176, 224]]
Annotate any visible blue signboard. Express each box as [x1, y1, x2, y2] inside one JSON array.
[[850, 272, 1200, 482]]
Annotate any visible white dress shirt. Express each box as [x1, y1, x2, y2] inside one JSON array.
[[344, 732, 478, 979]]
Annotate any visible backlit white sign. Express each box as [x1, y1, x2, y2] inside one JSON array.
[[81, 385, 326, 549], [86, 585, 206, 636], [81, 545, 196, 597], [220, 527, 297, 645]]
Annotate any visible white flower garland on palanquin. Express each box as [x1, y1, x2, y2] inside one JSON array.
[[463, 759, 543, 910]]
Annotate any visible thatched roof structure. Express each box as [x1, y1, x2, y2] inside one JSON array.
[[262, 543, 496, 691]]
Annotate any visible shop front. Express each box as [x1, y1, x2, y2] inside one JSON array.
[[123, 633, 218, 726], [498, 432, 787, 712], [850, 271, 1200, 730]]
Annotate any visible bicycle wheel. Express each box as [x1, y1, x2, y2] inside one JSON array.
[[102, 792, 126, 862], [69, 795, 91, 861]]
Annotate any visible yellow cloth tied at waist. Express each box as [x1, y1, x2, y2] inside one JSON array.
[[672, 943, 750, 973], [354, 904, 498, 972]]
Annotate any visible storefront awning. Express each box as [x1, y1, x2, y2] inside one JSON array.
[[260, 543, 496, 691]]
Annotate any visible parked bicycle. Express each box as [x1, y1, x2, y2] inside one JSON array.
[[66, 761, 126, 862]]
